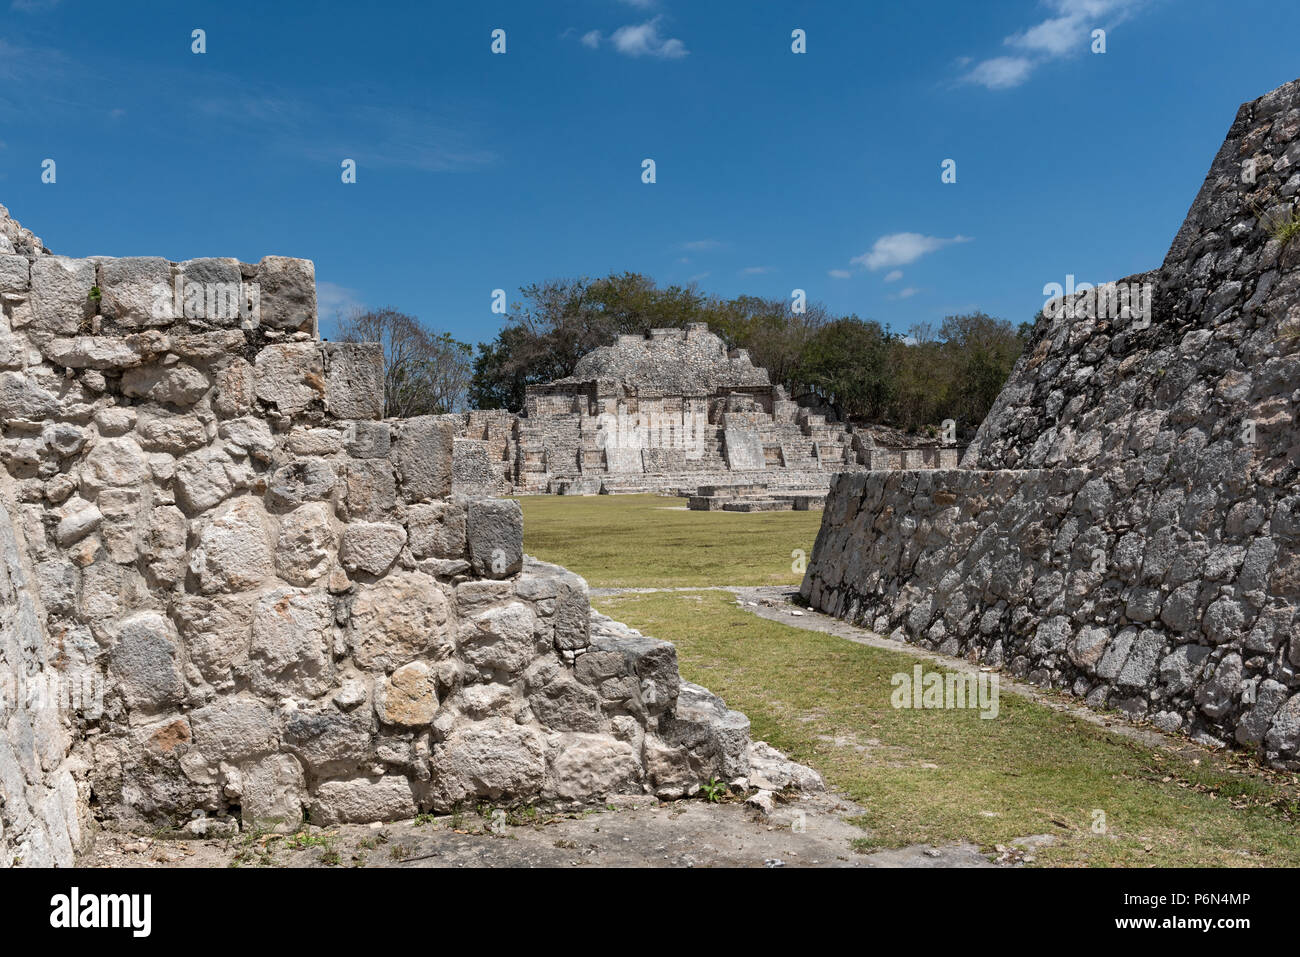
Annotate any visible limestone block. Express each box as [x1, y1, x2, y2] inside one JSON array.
[[349, 571, 453, 672], [255, 256, 316, 332], [246, 586, 335, 698], [547, 733, 642, 801], [460, 601, 538, 678], [391, 415, 455, 502], [126, 364, 210, 411], [190, 696, 278, 762], [98, 257, 172, 327], [309, 775, 416, 825], [343, 459, 397, 521], [0, 254, 30, 292], [282, 705, 375, 773], [375, 661, 439, 727], [239, 754, 306, 833], [345, 420, 390, 459], [466, 497, 523, 578], [275, 502, 335, 586], [406, 501, 466, 559], [339, 521, 406, 576], [254, 342, 325, 415], [0, 370, 59, 424], [175, 595, 256, 686], [323, 342, 383, 420], [265, 458, 336, 512], [29, 256, 94, 338], [195, 498, 275, 594], [108, 611, 184, 712], [425, 719, 546, 810]]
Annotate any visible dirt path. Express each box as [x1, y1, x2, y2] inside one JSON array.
[[83, 791, 996, 869]]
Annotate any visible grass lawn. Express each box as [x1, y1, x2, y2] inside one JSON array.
[[517, 493, 822, 588], [520, 493, 1300, 866], [595, 590, 1300, 867]]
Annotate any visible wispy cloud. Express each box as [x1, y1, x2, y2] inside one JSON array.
[[580, 30, 602, 49], [883, 269, 904, 283], [851, 233, 971, 271], [828, 269, 852, 279], [961, 0, 1147, 90], [601, 17, 687, 59], [890, 287, 920, 300], [741, 265, 771, 275], [316, 281, 366, 320], [681, 239, 725, 251]]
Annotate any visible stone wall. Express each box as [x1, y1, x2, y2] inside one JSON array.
[[0, 466, 89, 866], [0, 208, 766, 857], [802, 77, 1300, 767]]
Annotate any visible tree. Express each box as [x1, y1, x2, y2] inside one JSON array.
[[799, 317, 893, 420], [338, 307, 472, 418]]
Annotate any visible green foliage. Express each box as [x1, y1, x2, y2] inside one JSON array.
[[471, 273, 1029, 436], [700, 777, 728, 803]]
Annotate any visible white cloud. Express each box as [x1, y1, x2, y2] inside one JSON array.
[[610, 17, 688, 59], [741, 266, 771, 275], [883, 269, 903, 283], [851, 233, 971, 272], [962, 0, 1146, 90], [891, 287, 920, 300], [580, 30, 602, 49], [828, 269, 852, 279], [962, 56, 1035, 90], [316, 281, 366, 320]]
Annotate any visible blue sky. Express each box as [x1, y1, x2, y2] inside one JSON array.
[[2, 0, 1298, 345]]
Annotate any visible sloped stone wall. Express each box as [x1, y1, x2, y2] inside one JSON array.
[[803, 77, 1300, 767], [0, 213, 760, 854]]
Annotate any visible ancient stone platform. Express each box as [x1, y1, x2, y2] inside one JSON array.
[[802, 77, 1300, 768]]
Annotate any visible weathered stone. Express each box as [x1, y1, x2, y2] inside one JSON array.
[[375, 662, 439, 727], [99, 257, 172, 327], [339, 521, 406, 576], [265, 458, 335, 512], [173, 592, 254, 684], [275, 502, 335, 586], [29, 256, 93, 337], [342, 459, 396, 521], [461, 601, 538, 678], [310, 775, 416, 825], [190, 696, 277, 761], [255, 257, 316, 333], [548, 733, 641, 800], [195, 498, 275, 594], [322, 342, 383, 420], [121, 362, 209, 406], [426, 719, 546, 810], [108, 612, 183, 711], [239, 754, 306, 832], [466, 498, 523, 578], [406, 501, 466, 559], [246, 586, 335, 698], [254, 342, 324, 415], [349, 572, 453, 671], [391, 415, 455, 502]]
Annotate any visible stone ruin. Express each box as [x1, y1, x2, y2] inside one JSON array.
[[449, 322, 959, 507], [802, 77, 1300, 767], [0, 205, 823, 867]]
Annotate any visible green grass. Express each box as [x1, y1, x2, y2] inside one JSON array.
[[517, 493, 822, 588], [595, 590, 1300, 867]]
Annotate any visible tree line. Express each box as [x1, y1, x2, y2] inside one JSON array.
[[335, 273, 1032, 436]]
